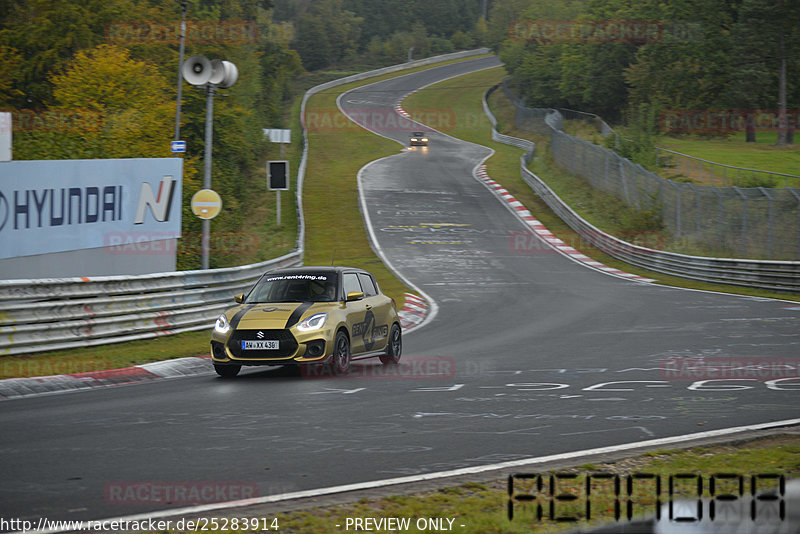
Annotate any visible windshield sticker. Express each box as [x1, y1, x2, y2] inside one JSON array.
[[265, 274, 328, 282]]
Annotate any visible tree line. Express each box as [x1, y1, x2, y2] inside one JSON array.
[[275, 0, 489, 70], [489, 0, 800, 145]]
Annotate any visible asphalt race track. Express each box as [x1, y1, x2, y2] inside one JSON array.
[[1, 56, 799, 527]]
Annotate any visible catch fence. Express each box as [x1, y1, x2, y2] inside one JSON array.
[[501, 83, 800, 260], [484, 84, 800, 292]]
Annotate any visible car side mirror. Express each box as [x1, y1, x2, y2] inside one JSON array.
[[346, 291, 364, 302], [234, 293, 244, 303]]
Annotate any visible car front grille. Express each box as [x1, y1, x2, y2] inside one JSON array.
[[227, 329, 299, 359]]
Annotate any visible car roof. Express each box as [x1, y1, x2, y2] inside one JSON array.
[[263, 266, 371, 277]]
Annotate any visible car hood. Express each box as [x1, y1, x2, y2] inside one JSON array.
[[227, 302, 334, 330]]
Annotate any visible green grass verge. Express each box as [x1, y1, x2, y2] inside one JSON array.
[[0, 331, 212, 379], [658, 134, 800, 187], [0, 55, 490, 379], [168, 435, 800, 533], [562, 120, 799, 188]]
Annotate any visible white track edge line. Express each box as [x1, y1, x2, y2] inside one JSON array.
[[356, 158, 439, 335], [29, 417, 800, 534]]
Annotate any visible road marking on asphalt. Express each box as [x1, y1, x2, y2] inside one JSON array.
[[308, 388, 366, 395], [36, 417, 800, 534]]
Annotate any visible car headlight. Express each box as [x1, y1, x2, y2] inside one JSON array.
[[214, 314, 231, 334], [297, 312, 327, 331]]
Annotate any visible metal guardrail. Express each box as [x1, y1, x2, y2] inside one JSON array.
[[655, 147, 800, 188], [484, 85, 800, 293], [0, 49, 488, 357], [557, 107, 615, 137], [0, 252, 303, 355]]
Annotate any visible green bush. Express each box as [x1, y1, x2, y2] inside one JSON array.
[[734, 173, 778, 188]]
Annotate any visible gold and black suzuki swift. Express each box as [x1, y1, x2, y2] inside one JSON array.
[[210, 266, 402, 377]]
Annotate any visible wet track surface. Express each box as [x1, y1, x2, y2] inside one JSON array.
[[1, 56, 799, 525]]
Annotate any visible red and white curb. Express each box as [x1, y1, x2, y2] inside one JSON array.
[[475, 165, 656, 283], [398, 293, 429, 330], [0, 356, 213, 400], [395, 102, 410, 118], [394, 92, 417, 119]]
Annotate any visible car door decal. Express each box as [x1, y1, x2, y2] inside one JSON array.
[[285, 301, 314, 329], [352, 309, 388, 351], [363, 310, 377, 351]]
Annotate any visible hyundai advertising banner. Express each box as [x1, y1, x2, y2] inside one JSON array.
[[0, 158, 182, 259]]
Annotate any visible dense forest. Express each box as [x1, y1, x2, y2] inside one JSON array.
[[489, 0, 800, 145], [276, 0, 487, 69]]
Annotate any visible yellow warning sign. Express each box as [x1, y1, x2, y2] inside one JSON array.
[[191, 189, 222, 220]]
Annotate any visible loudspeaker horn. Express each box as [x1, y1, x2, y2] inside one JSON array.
[[181, 55, 212, 86], [208, 59, 225, 85], [218, 60, 239, 88]]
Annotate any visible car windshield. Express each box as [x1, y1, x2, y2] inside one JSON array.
[[412, 132, 424, 136], [245, 273, 337, 303]]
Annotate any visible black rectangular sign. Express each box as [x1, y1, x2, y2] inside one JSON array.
[[267, 160, 289, 191]]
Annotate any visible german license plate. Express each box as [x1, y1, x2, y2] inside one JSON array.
[[241, 340, 279, 350]]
